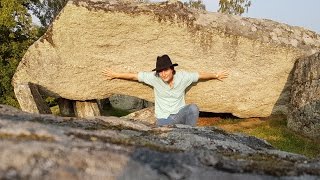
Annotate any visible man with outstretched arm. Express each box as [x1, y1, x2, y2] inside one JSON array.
[[102, 54, 229, 127]]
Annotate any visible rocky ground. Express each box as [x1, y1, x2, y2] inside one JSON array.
[[0, 104, 319, 179]]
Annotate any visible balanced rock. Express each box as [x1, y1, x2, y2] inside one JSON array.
[[288, 52, 320, 140], [12, 0, 320, 118], [1, 104, 320, 179]]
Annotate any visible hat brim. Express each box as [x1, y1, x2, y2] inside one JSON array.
[[152, 63, 178, 71]]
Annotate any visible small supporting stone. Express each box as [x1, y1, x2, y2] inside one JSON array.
[[14, 83, 52, 114], [57, 98, 75, 116], [73, 100, 101, 118]]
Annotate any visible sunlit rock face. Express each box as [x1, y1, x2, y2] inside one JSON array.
[[12, 0, 320, 118], [288, 52, 320, 140], [1, 104, 320, 179]]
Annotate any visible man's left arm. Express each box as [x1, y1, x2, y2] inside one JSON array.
[[198, 70, 229, 81]]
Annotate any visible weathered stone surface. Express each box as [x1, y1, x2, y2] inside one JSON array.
[[14, 83, 51, 114], [73, 100, 101, 118], [0, 104, 320, 179], [12, 0, 320, 118], [288, 52, 320, 140]]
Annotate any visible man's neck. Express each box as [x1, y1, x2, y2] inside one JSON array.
[[167, 76, 174, 88]]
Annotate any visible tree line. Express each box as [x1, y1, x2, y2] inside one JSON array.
[[0, 0, 250, 108]]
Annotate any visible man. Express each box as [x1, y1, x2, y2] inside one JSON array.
[[102, 54, 228, 127]]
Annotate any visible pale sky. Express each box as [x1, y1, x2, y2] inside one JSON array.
[[153, 0, 320, 33]]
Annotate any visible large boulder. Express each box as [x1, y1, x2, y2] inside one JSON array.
[[12, 0, 320, 118], [1, 104, 320, 179], [288, 52, 320, 140]]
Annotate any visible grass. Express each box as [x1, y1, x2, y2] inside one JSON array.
[[210, 116, 320, 158]]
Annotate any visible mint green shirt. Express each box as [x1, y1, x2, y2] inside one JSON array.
[[138, 71, 199, 119]]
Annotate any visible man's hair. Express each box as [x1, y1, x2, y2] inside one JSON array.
[[155, 66, 176, 77]]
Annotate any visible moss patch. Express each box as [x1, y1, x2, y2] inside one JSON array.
[[0, 133, 55, 142]]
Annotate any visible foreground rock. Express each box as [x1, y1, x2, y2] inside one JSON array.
[[0, 104, 319, 179], [12, 0, 320, 118], [288, 52, 320, 140]]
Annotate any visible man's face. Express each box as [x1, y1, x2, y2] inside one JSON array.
[[159, 67, 174, 83]]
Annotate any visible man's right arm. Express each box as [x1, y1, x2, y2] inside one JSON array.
[[102, 69, 138, 81]]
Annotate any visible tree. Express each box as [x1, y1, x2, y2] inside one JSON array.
[[183, 0, 251, 15], [29, 0, 68, 27], [0, 0, 66, 107], [218, 0, 251, 15], [183, 0, 206, 10], [0, 0, 37, 107]]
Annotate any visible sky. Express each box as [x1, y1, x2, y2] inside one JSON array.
[[153, 0, 320, 33]]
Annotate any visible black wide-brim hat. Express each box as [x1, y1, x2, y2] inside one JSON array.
[[152, 54, 178, 71]]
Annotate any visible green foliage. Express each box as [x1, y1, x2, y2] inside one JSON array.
[[218, 0, 251, 15], [183, 0, 206, 10], [0, 0, 66, 107], [50, 105, 60, 116], [183, 0, 251, 15], [0, 0, 39, 107], [29, 0, 68, 27], [45, 96, 57, 107]]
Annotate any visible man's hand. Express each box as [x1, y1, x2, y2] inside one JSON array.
[[102, 69, 138, 81], [199, 70, 229, 81], [102, 69, 117, 80], [216, 70, 229, 81]]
